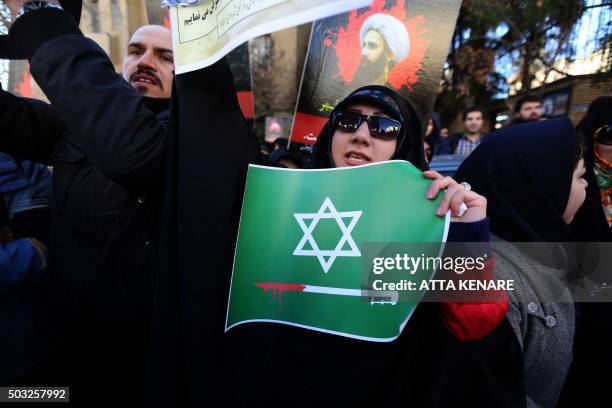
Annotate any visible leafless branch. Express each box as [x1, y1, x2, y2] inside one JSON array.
[[536, 55, 573, 78]]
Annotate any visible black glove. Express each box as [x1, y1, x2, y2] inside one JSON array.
[[0, 0, 83, 59]]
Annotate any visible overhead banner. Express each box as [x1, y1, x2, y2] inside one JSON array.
[[225, 161, 449, 342], [289, 0, 461, 148], [169, 0, 372, 74]]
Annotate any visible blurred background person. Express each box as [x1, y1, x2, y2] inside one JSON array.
[[425, 112, 452, 156], [449, 106, 487, 156], [272, 137, 289, 151], [508, 95, 543, 126]]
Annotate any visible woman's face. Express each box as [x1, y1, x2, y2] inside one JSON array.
[[562, 159, 588, 224], [331, 104, 398, 167], [426, 118, 434, 136]]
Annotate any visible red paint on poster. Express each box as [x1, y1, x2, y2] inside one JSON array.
[[325, 0, 430, 91], [255, 282, 306, 306]]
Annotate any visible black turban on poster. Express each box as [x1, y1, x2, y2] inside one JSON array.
[[310, 85, 428, 171]]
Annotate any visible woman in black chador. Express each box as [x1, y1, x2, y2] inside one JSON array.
[[149, 59, 525, 407]]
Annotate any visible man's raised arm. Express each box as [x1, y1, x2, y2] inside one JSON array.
[[0, 85, 63, 165], [7, 6, 170, 190]]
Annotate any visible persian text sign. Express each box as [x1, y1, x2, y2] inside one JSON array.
[[170, 0, 372, 74]]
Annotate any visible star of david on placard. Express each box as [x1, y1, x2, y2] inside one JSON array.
[[293, 197, 362, 273]]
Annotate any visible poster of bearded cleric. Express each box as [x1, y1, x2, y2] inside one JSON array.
[[290, 0, 461, 148]]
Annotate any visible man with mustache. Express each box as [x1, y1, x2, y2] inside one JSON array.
[[123, 25, 174, 99], [0, 1, 172, 405]]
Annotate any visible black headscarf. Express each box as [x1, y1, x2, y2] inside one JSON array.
[[309, 85, 428, 171], [454, 117, 578, 243]]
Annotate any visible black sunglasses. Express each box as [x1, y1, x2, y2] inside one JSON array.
[[333, 111, 402, 140]]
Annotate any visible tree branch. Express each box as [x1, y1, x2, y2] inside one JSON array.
[[584, 2, 612, 10], [536, 55, 573, 78]]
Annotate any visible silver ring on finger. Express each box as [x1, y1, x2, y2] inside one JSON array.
[[461, 182, 471, 192]]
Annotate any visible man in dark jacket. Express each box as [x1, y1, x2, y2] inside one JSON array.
[[0, 2, 172, 404]]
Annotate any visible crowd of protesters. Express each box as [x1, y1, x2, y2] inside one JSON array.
[[0, 2, 611, 407]]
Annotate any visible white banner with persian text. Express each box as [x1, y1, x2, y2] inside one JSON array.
[[170, 0, 372, 74]]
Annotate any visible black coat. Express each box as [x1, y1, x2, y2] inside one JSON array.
[[0, 30, 169, 404], [0, 35, 168, 323]]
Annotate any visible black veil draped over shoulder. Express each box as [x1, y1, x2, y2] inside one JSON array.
[[147, 59, 260, 406]]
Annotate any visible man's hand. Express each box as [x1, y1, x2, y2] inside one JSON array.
[[6, 0, 80, 59]]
